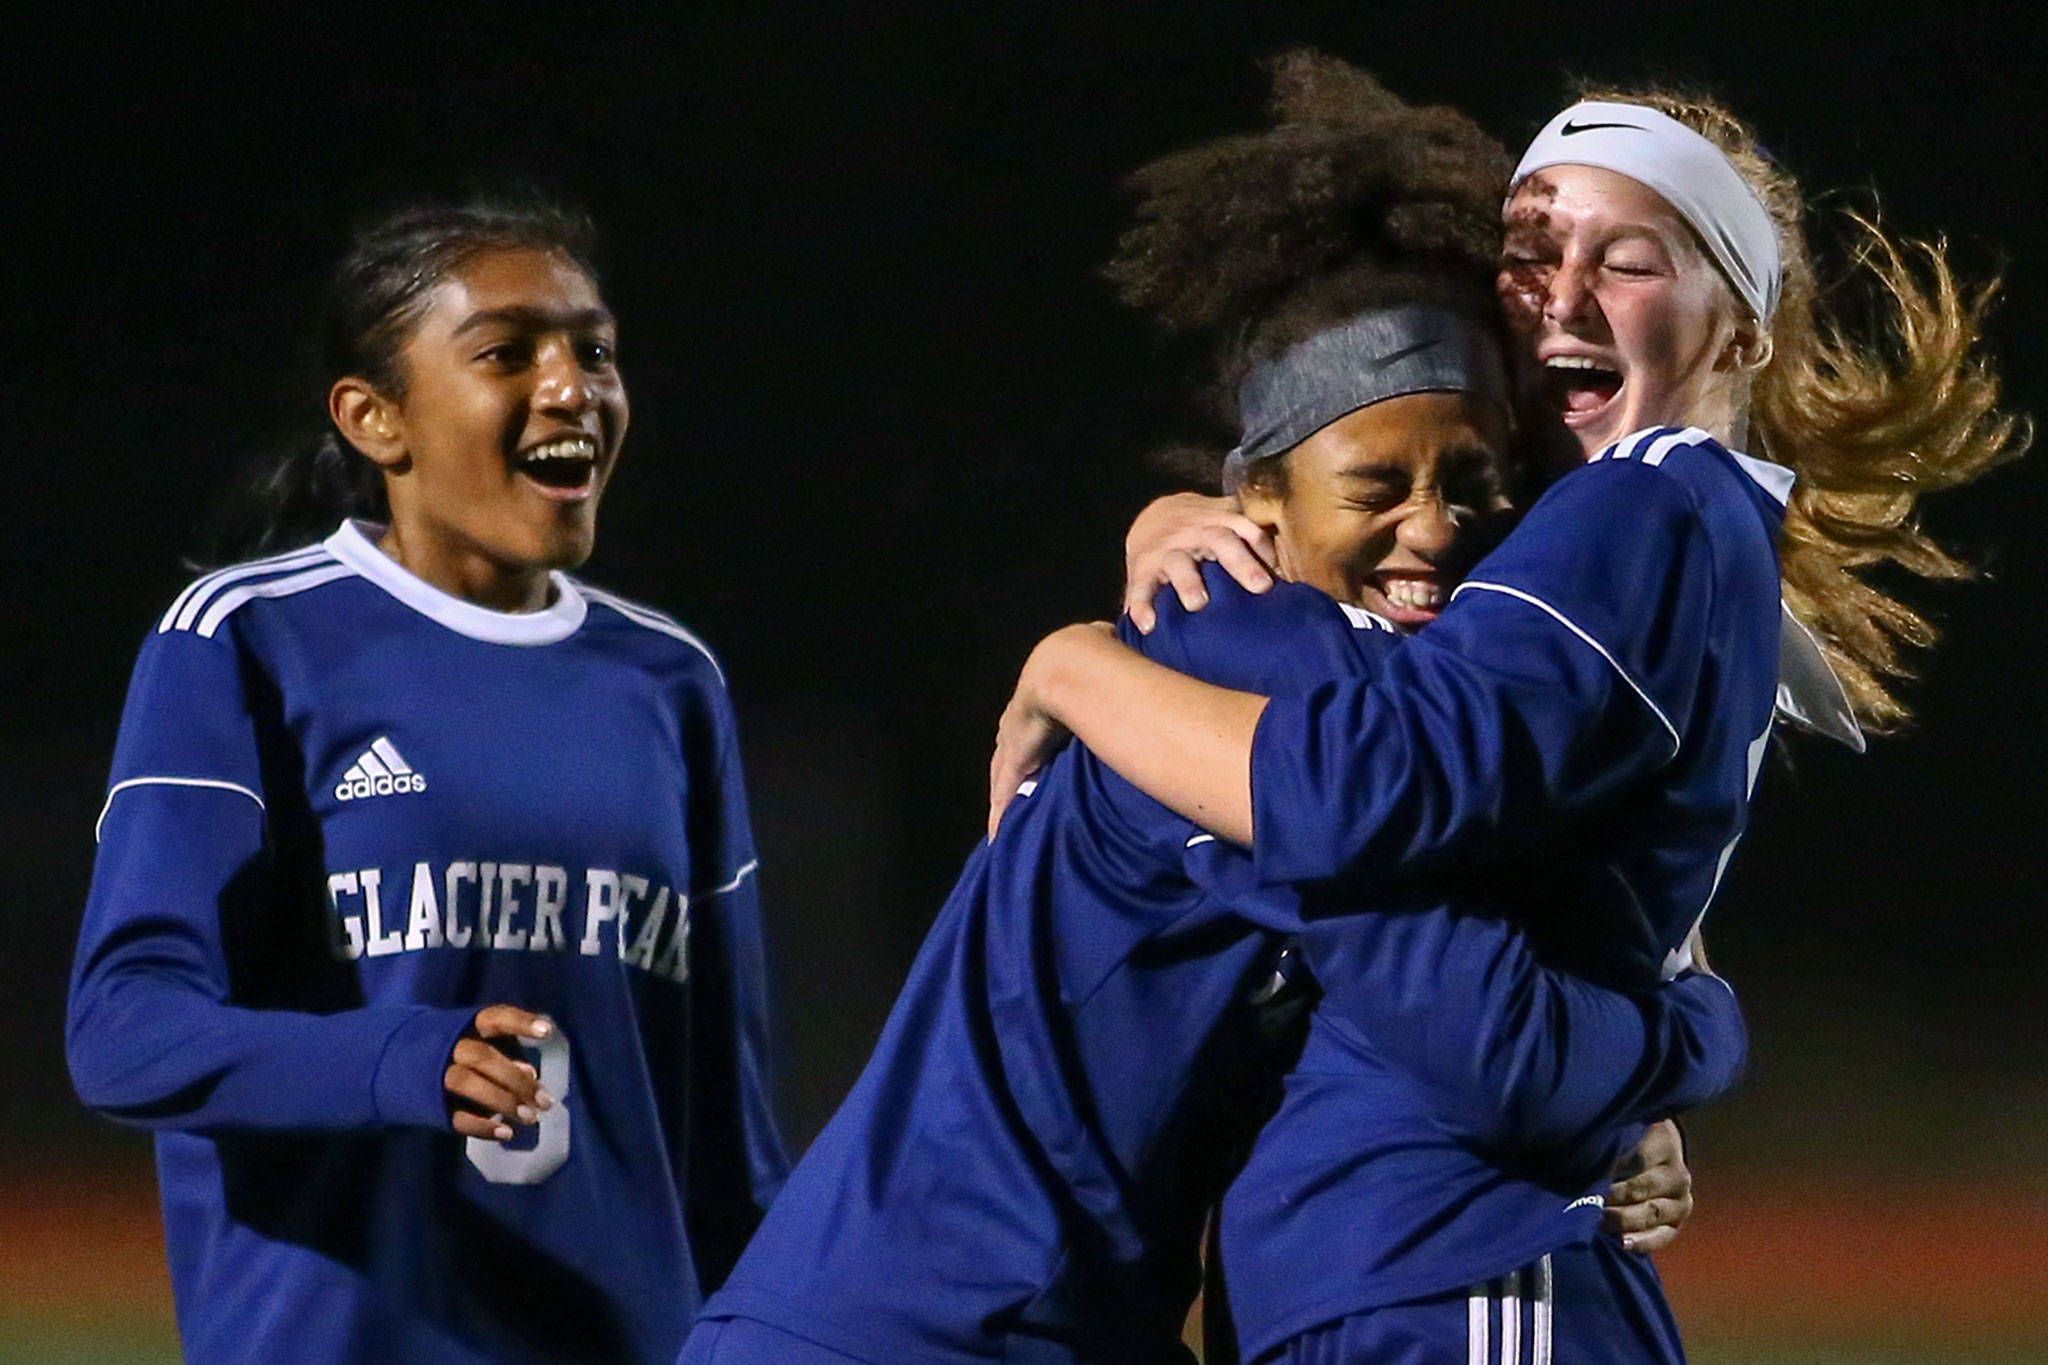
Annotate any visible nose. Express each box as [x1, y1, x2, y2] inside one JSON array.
[[1543, 258, 1597, 330], [533, 340, 594, 418], [1393, 495, 1457, 560]]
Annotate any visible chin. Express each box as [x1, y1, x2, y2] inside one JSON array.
[[545, 533, 598, 572], [535, 510, 601, 571]]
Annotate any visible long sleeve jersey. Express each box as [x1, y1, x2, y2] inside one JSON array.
[[68, 520, 787, 1364], [1220, 427, 1785, 1355], [697, 543, 1743, 1364]]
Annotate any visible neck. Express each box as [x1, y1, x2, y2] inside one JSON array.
[[374, 518, 553, 613], [1672, 373, 1753, 453]]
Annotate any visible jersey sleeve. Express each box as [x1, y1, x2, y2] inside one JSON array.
[[677, 670, 790, 1292], [1133, 568, 1403, 925], [1251, 460, 1716, 891], [66, 624, 475, 1134], [1135, 566, 1399, 698], [1300, 903, 1745, 1158]]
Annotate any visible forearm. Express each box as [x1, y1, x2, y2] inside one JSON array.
[[71, 792, 473, 1134], [1312, 910, 1745, 1153], [67, 969, 472, 1133], [1030, 624, 1267, 844]]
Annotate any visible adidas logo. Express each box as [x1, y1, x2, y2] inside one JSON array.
[[334, 736, 428, 802]]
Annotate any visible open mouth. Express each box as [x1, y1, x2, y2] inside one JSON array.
[[514, 435, 599, 494], [1543, 356, 1623, 421], [1370, 573, 1445, 627]]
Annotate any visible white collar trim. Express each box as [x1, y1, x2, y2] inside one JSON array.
[[324, 521, 587, 646], [1730, 449, 1796, 506], [1718, 451, 1867, 751]]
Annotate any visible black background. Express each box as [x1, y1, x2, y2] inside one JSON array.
[[6, 3, 2044, 1182]]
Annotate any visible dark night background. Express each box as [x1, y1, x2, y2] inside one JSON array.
[[4, 3, 2044, 1357]]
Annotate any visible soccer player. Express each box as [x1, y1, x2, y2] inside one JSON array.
[[683, 62, 1741, 1365], [996, 77, 2023, 1362], [67, 197, 787, 1364]]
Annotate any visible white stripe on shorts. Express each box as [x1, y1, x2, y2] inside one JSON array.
[[1465, 1257, 1553, 1365], [1500, 1269, 1522, 1365]]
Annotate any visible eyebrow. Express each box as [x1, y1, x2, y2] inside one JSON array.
[[1337, 449, 1499, 481], [1335, 462, 1409, 482], [450, 305, 616, 338]]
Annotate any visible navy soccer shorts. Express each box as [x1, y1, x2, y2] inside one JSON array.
[[1258, 1237, 1685, 1365]]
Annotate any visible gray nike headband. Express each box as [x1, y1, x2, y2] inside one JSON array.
[[1223, 305, 1510, 491], [1510, 100, 1782, 322]]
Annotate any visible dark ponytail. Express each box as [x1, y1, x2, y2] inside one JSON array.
[[209, 190, 600, 563]]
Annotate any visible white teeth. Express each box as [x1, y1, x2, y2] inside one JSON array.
[[1545, 356, 1607, 371], [1382, 579, 1443, 610], [522, 436, 597, 462]]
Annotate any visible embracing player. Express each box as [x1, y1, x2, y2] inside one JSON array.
[[684, 60, 1739, 1365], [1008, 71, 2022, 1362]]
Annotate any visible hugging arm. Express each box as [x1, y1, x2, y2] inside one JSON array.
[[999, 462, 1713, 893], [1302, 904, 1744, 1157]]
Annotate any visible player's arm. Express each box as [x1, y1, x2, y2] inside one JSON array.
[[1119, 491, 1277, 634], [996, 462, 1713, 891], [65, 627, 504, 1135], [990, 565, 1390, 840], [1303, 905, 1744, 1157], [679, 674, 791, 1292]]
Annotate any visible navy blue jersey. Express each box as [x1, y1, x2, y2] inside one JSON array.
[[697, 562, 1742, 1363], [68, 521, 787, 1364], [1221, 427, 1783, 1355]]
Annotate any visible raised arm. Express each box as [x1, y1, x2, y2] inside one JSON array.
[[1120, 492, 1277, 633], [999, 461, 1715, 891]]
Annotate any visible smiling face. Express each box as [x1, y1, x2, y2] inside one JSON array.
[[331, 245, 628, 610], [1239, 391, 1512, 631], [1497, 165, 1756, 458]]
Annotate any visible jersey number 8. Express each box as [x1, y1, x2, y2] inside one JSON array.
[[466, 1028, 572, 1185]]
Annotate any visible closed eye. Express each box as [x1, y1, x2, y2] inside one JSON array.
[[477, 341, 533, 368]]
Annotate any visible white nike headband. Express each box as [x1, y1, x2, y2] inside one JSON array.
[[1510, 100, 1782, 322]]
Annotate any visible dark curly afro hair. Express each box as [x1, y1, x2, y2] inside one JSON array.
[[1106, 51, 1513, 486]]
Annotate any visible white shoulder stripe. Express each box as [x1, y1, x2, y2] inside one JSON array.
[[160, 545, 333, 633], [694, 859, 760, 902], [97, 776, 265, 842], [1592, 425, 1716, 469], [161, 544, 329, 631], [192, 564, 356, 638], [1640, 426, 1715, 467], [580, 587, 725, 682], [1450, 580, 1682, 759], [1337, 603, 1399, 633]]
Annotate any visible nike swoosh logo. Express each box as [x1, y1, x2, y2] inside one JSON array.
[[1560, 119, 1643, 136]]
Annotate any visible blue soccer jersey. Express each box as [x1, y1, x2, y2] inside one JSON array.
[[1219, 427, 1788, 1355], [694, 560, 1743, 1363], [68, 521, 788, 1364]]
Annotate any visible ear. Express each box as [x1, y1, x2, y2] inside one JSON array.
[[1237, 476, 1287, 538], [1722, 315, 1775, 374], [329, 377, 407, 469]]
